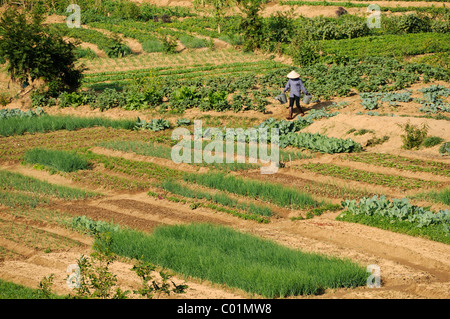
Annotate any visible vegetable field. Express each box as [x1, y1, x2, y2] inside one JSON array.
[[0, 0, 449, 301]]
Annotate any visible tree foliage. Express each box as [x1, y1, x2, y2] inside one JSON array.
[[0, 8, 84, 96], [235, 0, 269, 51]]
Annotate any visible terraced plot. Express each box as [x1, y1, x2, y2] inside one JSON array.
[[1, 2, 449, 300]]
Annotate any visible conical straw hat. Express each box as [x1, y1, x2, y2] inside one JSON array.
[[287, 70, 300, 79]]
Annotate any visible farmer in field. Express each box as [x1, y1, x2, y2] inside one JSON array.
[[283, 70, 309, 120]]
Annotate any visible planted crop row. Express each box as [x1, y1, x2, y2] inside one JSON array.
[[417, 84, 450, 113], [0, 126, 154, 163], [82, 50, 263, 75], [0, 108, 46, 119], [49, 23, 132, 58], [0, 169, 99, 200], [339, 195, 450, 243], [87, 21, 208, 52], [359, 91, 412, 110], [294, 56, 448, 99], [0, 114, 137, 137], [97, 223, 368, 297], [279, 132, 362, 153], [301, 163, 443, 190], [184, 172, 321, 209], [159, 180, 273, 223], [0, 279, 62, 299], [216, 115, 360, 154], [2, 207, 73, 227], [97, 140, 260, 172], [82, 60, 283, 84], [321, 33, 450, 61], [71, 170, 153, 192], [0, 189, 46, 209], [0, 218, 83, 252], [412, 187, 450, 206], [193, 116, 360, 153], [83, 60, 274, 79], [342, 153, 450, 177], [84, 69, 272, 92]]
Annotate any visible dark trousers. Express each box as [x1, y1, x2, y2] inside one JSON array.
[[288, 96, 303, 118]]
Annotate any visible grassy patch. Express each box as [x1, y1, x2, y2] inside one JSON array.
[[342, 153, 450, 177], [81, 151, 181, 182], [0, 115, 136, 137], [0, 218, 84, 252], [354, 129, 374, 136], [0, 279, 62, 299], [179, 35, 208, 48], [98, 223, 368, 297], [412, 187, 450, 206], [0, 169, 100, 200], [159, 179, 273, 222], [142, 38, 165, 53], [184, 172, 321, 209], [2, 207, 72, 226], [24, 148, 91, 173], [0, 189, 46, 208], [71, 170, 153, 192]]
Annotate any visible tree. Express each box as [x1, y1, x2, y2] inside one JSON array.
[[0, 8, 84, 97], [194, 0, 233, 34], [235, 0, 269, 52]]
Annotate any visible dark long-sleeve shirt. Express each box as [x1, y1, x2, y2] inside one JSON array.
[[284, 78, 308, 98]]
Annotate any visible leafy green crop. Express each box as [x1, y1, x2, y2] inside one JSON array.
[[341, 195, 450, 229], [135, 118, 170, 131], [0, 108, 46, 119], [417, 85, 450, 113]]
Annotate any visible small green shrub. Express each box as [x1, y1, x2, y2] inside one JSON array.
[[0, 278, 62, 299], [176, 118, 191, 126], [100, 223, 367, 297], [290, 39, 321, 66], [354, 129, 374, 136], [399, 122, 429, 150], [0, 115, 136, 137], [366, 136, 389, 147], [395, 13, 431, 34], [157, 34, 177, 54], [30, 90, 48, 107], [93, 88, 126, 111], [0, 92, 10, 106]]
